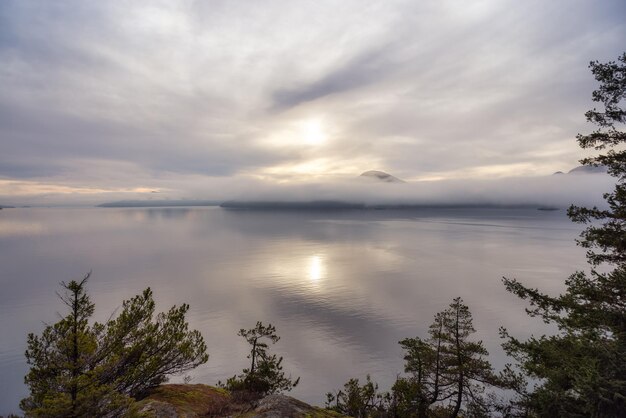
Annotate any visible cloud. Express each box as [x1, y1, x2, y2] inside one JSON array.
[[213, 173, 615, 209], [271, 44, 400, 110], [0, 169, 614, 211], [0, 0, 624, 203]]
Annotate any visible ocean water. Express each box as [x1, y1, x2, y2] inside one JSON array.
[[0, 207, 586, 414]]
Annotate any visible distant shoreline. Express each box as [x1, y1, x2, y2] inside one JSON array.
[[219, 201, 560, 211], [97, 200, 221, 208], [95, 199, 562, 211]]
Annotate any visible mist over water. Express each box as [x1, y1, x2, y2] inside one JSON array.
[[1, 172, 614, 209], [0, 206, 586, 414], [216, 173, 614, 209]]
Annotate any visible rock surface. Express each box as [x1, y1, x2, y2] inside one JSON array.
[[249, 394, 338, 418], [137, 384, 342, 418], [137, 384, 231, 417], [139, 400, 179, 418]]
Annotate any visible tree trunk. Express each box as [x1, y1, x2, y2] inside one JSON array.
[[250, 338, 257, 374], [70, 286, 79, 417], [431, 317, 443, 404], [450, 303, 463, 418]]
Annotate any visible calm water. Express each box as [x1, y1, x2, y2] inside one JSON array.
[[0, 207, 586, 414]]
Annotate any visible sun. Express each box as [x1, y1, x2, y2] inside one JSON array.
[[300, 119, 327, 146]]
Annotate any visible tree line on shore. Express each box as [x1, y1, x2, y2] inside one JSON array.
[[14, 53, 626, 418]]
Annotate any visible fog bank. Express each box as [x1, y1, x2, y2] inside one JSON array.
[[214, 174, 613, 209], [1, 173, 613, 209]]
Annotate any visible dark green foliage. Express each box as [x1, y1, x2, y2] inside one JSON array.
[[502, 268, 626, 416], [95, 288, 209, 399], [571, 52, 626, 267], [393, 298, 506, 418], [20, 274, 132, 417], [20, 274, 209, 417], [326, 375, 389, 418], [502, 53, 626, 417], [327, 298, 509, 418], [220, 321, 299, 397]]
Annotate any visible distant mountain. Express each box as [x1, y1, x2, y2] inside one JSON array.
[[568, 165, 608, 174], [359, 170, 405, 183], [552, 165, 608, 175]]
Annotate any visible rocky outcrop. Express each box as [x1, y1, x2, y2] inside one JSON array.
[[137, 384, 231, 417], [137, 384, 343, 418], [139, 400, 179, 418], [247, 394, 341, 418]]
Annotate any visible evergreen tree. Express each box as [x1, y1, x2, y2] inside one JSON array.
[[392, 311, 448, 417], [327, 298, 506, 418], [502, 53, 626, 416], [20, 274, 209, 417], [394, 298, 502, 418], [20, 274, 131, 417], [326, 375, 388, 418], [94, 288, 209, 399], [221, 321, 299, 397]]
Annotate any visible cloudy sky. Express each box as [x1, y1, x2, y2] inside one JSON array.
[[0, 0, 624, 204]]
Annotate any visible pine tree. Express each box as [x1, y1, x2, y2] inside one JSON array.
[[20, 274, 209, 417], [327, 298, 506, 418], [221, 321, 299, 398], [20, 274, 131, 417], [326, 375, 388, 418], [395, 298, 502, 418], [502, 53, 626, 416], [95, 288, 209, 399]]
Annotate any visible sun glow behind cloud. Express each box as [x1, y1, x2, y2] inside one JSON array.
[[0, 0, 624, 205], [258, 117, 330, 150], [253, 156, 382, 182], [301, 119, 327, 146]]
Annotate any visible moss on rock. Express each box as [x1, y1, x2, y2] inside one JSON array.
[[135, 384, 346, 418]]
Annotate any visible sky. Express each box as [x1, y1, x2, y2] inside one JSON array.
[[0, 0, 625, 205]]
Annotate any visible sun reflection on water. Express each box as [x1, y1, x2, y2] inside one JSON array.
[[307, 255, 325, 283]]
